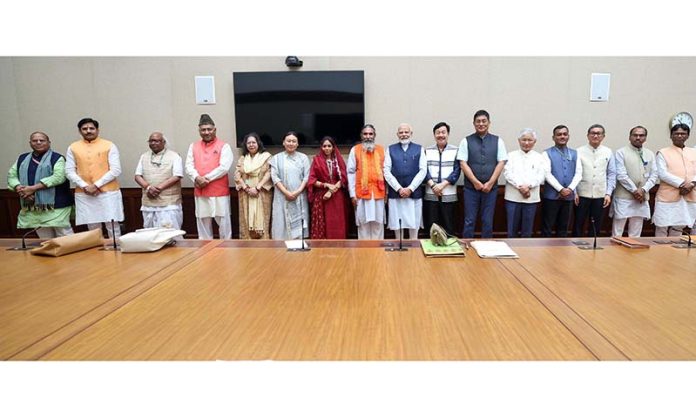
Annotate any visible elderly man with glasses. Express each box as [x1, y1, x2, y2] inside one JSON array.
[[134, 132, 184, 230]]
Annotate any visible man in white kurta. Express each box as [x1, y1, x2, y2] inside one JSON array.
[[347, 124, 386, 240], [134, 132, 184, 231], [65, 117, 124, 239], [653, 124, 696, 236], [383, 123, 427, 240], [611, 126, 658, 237], [184, 114, 233, 239], [503, 128, 547, 238]]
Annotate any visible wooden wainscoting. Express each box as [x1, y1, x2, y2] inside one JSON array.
[[0, 187, 656, 239]]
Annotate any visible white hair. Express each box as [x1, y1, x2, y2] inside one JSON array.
[[518, 128, 537, 140], [148, 131, 168, 144]]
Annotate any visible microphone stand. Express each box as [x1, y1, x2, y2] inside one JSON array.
[[288, 218, 310, 252], [101, 219, 121, 251], [7, 227, 41, 251], [672, 226, 693, 249], [578, 217, 603, 250], [386, 218, 408, 252]]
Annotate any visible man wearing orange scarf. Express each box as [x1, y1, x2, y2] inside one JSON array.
[[347, 124, 386, 239]]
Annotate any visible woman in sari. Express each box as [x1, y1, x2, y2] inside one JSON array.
[[270, 131, 310, 239], [234, 132, 272, 239], [308, 136, 349, 239]]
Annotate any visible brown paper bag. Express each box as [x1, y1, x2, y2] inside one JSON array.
[[30, 228, 104, 257]]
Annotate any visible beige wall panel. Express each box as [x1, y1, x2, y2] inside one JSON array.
[[0, 58, 22, 171], [90, 57, 175, 183], [2, 57, 695, 189]]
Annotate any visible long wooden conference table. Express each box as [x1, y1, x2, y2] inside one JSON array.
[[1, 237, 694, 360]]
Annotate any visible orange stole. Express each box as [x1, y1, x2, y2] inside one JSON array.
[[354, 144, 385, 199], [70, 137, 120, 193]]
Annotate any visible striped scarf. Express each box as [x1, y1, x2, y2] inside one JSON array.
[[18, 150, 56, 210]]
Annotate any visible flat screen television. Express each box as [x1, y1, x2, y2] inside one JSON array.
[[233, 70, 364, 148]]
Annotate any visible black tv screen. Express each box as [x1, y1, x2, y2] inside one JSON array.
[[233, 71, 364, 148]]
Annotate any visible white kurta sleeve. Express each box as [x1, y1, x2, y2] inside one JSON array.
[[172, 152, 184, 177], [656, 152, 686, 187], [347, 147, 357, 199], [184, 144, 199, 182], [532, 153, 547, 187], [383, 148, 401, 192], [503, 153, 518, 188], [542, 151, 563, 192], [204, 143, 233, 181], [407, 147, 427, 191], [65, 146, 89, 188], [134, 155, 144, 176], [93, 144, 122, 188], [605, 152, 617, 195], [497, 137, 508, 162], [568, 156, 583, 191], [456, 138, 468, 162]]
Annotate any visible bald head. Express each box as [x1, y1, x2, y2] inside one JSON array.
[[148, 131, 166, 153]]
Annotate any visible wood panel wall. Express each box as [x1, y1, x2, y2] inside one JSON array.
[[0, 187, 656, 239]]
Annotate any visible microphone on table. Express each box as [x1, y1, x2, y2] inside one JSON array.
[[386, 218, 408, 252], [673, 226, 693, 249], [288, 218, 311, 252], [101, 219, 121, 251], [578, 217, 603, 251], [7, 227, 41, 251]]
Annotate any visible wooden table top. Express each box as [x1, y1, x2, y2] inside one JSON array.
[[0, 239, 214, 360], [1, 237, 693, 360]]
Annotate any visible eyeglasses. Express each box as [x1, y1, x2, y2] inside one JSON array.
[[588, 131, 604, 136]]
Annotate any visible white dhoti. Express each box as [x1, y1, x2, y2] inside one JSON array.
[[194, 195, 231, 239], [610, 197, 651, 237], [141, 204, 184, 230], [74, 190, 125, 225], [355, 198, 385, 240], [387, 198, 423, 240], [652, 200, 696, 228], [75, 190, 124, 239]]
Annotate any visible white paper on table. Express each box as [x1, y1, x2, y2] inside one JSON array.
[[470, 240, 519, 258], [284, 239, 310, 249]]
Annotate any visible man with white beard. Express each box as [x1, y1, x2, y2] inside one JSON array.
[[347, 124, 387, 239], [383, 123, 427, 239]]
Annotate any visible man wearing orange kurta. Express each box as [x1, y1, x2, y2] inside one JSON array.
[[65, 117, 124, 239], [347, 124, 386, 239]]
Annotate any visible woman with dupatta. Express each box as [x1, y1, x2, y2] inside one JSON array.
[[270, 131, 310, 239], [308, 136, 349, 239], [234, 132, 272, 239]]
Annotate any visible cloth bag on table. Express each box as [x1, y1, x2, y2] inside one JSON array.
[[118, 227, 186, 253], [30, 228, 103, 257]]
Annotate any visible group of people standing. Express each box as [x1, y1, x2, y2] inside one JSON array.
[[8, 111, 696, 241]]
